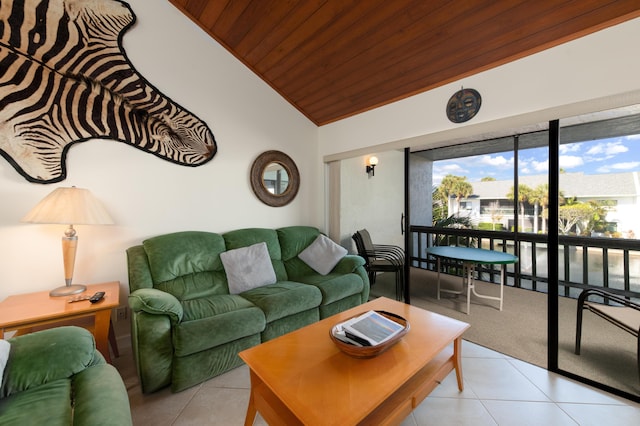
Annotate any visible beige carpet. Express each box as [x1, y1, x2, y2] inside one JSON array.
[[370, 268, 639, 397]]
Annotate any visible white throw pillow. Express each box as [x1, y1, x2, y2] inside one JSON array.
[[299, 234, 348, 275], [221, 242, 277, 294], [0, 339, 10, 388]]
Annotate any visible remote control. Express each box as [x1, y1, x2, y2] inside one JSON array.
[[68, 295, 92, 303], [89, 292, 105, 303]]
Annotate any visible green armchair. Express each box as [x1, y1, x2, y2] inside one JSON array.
[[0, 326, 132, 426]]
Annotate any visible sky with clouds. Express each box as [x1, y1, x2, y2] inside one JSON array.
[[433, 135, 640, 185]]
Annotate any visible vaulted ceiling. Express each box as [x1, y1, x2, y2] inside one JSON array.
[[169, 1, 640, 126]]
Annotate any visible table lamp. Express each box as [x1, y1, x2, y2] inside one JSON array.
[[22, 187, 114, 296]]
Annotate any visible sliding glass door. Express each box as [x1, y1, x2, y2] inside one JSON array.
[[555, 109, 640, 400], [409, 104, 640, 402]]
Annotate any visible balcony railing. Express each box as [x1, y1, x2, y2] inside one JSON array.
[[409, 225, 640, 301]]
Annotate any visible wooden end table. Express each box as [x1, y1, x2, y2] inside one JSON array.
[[0, 281, 120, 362], [239, 297, 470, 425]]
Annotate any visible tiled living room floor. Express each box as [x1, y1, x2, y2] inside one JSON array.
[[113, 331, 640, 425]]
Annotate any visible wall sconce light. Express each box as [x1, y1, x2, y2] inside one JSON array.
[[366, 156, 378, 176]]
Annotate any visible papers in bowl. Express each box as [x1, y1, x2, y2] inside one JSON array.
[[332, 310, 405, 347]]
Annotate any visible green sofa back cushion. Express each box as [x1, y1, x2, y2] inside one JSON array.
[[223, 228, 287, 281], [143, 231, 228, 300], [1, 327, 101, 398], [277, 226, 321, 261]]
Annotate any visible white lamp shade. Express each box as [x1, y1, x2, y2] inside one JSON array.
[[22, 187, 114, 225], [368, 156, 379, 166]]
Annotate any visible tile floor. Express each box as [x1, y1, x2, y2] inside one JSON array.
[[113, 338, 640, 425]]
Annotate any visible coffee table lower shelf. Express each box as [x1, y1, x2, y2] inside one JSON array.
[[244, 343, 462, 426]]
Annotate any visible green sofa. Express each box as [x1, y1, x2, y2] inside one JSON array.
[[0, 326, 132, 426], [127, 226, 370, 393]]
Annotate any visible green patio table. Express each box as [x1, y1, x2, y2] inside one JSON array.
[[426, 246, 518, 314]]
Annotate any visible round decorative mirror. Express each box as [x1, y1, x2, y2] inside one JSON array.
[[250, 150, 300, 207]]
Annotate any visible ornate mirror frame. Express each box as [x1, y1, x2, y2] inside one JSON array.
[[250, 150, 300, 207]]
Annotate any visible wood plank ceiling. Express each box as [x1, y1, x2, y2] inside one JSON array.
[[169, 1, 640, 126]]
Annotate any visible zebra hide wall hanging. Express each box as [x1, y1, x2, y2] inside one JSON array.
[[0, 0, 216, 184]]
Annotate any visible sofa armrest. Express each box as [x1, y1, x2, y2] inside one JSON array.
[[128, 288, 183, 324], [127, 245, 154, 291], [331, 254, 366, 274], [72, 364, 133, 425], [334, 255, 370, 303], [1, 326, 102, 398]]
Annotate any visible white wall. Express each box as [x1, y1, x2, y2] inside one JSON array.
[[319, 17, 640, 159], [339, 150, 405, 251], [0, 0, 318, 303]]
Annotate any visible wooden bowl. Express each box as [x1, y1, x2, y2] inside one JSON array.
[[329, 310, 410, 358]]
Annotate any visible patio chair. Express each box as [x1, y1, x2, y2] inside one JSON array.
[[575, 288, 640, 380], [352, 229, 404, 301]]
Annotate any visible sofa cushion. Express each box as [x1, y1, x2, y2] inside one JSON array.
[[294, 273, 364, 305], [175, 295, 265, 356], [154, 270, 229, 301], [0, 339, 9, 388], [143, 231, 228, 299], [298, 234, 348, 275], [260, 309, 320, 342], [240, 281, 323, 323], [220, 242, 277, 294], [277, 226, 320, 261], [144, 231, 226, 279], [181, 294, 258, 322], [0, 378, 72, 426], [223, 228, 288, 280]]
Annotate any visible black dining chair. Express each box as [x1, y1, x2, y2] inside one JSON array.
[[352, 229, 405, 301]]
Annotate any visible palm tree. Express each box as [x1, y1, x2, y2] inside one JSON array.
[[527, 184, 551, 234], [432, 185, 448, 223], [436, 176, 453, 217], [534, 184, 549, 234], [507, 184, 533, 232], [539, 190, 566, 232], [437, 174, 473, 217], [453, 178, 473, 216], [527, 188, 541, 234]]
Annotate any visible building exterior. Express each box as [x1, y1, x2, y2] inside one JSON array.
[[457, 172, 640, 236]]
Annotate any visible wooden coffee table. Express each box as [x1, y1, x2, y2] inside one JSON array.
[[0, 282, 120, 362], [239, 297, 470, 425]]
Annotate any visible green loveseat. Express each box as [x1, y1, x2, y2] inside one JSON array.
[[0, 326, 132, 426], [127, 226, 370, 393]]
